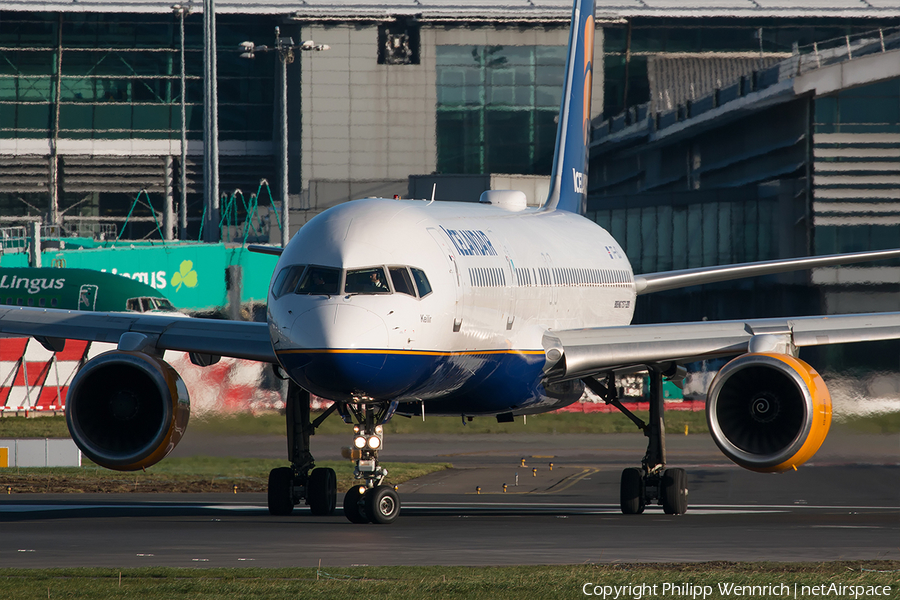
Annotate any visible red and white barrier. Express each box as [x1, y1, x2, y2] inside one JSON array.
[[1, 337, 89, 413], [1, 338, 284, 416]]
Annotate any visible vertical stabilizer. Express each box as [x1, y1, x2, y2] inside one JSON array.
[[542, 0, 595, 215]]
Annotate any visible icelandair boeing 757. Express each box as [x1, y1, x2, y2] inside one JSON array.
[[2, 0, 899, 523]]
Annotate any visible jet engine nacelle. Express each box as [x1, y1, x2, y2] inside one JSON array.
[[706, 353, 831, 473], [65, 350, 190, 471]]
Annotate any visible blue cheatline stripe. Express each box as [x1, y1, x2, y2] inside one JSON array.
[[276, 349, 557, 415]]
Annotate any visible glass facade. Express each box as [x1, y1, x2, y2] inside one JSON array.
[[435, 45, 565, 175], [0, 12, 276, 141], [589, 189, 784, 275], [602, 18, 899, 118], [813, 79, 900, 256]]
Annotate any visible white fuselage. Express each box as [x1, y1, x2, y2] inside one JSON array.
[[267, 197, 636, 415]]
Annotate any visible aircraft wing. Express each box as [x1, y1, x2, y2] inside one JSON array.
[[0, 306, 276, 363], [634, 248, 900, 294], [542, 312, 900, 381]]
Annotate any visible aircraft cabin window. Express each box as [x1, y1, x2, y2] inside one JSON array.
[[39, 298, 45, 307], [273, 265, 307, 298], [389, 267, 416, 297], [51, 298, 58, 307], [410, 268, 432, 297], [296, 266, 341, 296], [345, 267, 391, 295]]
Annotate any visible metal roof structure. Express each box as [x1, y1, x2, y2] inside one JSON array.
[[3, 0, 900, 20]]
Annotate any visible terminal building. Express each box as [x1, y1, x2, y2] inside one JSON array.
[[1, 0, 898, 372]]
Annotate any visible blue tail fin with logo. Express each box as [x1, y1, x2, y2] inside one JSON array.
[[542, 0, 595, 215]]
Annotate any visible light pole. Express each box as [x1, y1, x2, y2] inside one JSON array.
[[172, 3, 191, 241], [202, 0, 219, 243], [239, 30, 329, 248]]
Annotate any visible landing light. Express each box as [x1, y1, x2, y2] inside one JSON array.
[[367, 436, 381, 450], [353, 436, 367, 449], [375, 425, 383, 435]]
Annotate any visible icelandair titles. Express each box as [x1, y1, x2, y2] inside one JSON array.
[[441, 227, 497, 257]]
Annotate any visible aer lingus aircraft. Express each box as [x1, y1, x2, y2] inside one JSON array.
[[2, 0, 900, 524]]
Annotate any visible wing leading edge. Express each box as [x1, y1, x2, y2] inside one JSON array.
[[543, 311, 900, 381], [0, 306, 276, 363]]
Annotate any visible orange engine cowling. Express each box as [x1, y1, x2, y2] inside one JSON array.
[[65, 350, 190, 471], [706, 353, 831, 473]]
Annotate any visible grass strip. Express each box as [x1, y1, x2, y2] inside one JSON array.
[[0, 562, 897, 600], [3, 409, 897, 440], [0, 411, 713, 438], [1, 457, 450, 494]]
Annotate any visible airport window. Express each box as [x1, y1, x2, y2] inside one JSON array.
[[0, 13, 275, 141], [435, 45, 565, 175], [410, 268, 432, 298], [377, 20, 420, 65], [389, 267, 416, 297], [296, 266, 341, 296], [345, 267, 391, 295]]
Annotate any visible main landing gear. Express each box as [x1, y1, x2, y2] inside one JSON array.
[[340, 402, 400, 524], [267, 382, 338, 516], [583, 368, 688, 515]]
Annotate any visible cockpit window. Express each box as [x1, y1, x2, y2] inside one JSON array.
[[410, 268, 432, 297], [389, 267, 416, 297], [296, 266, 341, 295], [273, 265, 307, 298], [345, 267, 391, 295]]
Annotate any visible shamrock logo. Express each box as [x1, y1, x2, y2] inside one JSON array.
[[171, 260, 198, 291]]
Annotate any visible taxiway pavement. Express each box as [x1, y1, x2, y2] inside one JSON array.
[[1, 427, 897, 567]]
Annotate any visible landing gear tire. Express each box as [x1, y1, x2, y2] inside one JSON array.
[[308, 468, 337, 516], [620, 467, 645, 515], [343, 486, 370, 524], [267, 467, 294, 516], [365, 485, 401, 524], [661, 468, 688, 515]]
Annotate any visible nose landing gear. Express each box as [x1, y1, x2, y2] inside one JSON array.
[[341, 402, 401, 524]]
